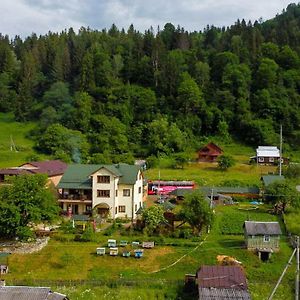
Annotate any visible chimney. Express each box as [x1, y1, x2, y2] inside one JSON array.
[[0, 279, 5, 286]]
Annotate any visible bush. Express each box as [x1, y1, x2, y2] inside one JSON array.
[[60, 221, 76, 234], [16, 227, 34, 241], [80, 225, 96, 242]]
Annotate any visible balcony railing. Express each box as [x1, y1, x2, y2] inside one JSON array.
[[58, 194, 92, 201]]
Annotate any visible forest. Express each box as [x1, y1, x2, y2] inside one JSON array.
[[0, 3, 300, 163]]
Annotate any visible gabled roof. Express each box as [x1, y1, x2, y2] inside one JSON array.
[[256, 146, 280, 158], [199, 288, 251, 300], [197, 266, 248, 290], [0, 286, 67, 300], [20, 160, 68, 176], [244, 221, 282, 235], [57, 163, 140, 190], [0, 160, 67, 177], [198, 142, 223, 155], [261, 175, 285, 187]]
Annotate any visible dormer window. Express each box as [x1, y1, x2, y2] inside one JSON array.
[[97, 176, 110, 183]]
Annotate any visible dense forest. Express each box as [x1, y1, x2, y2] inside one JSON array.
[[1, 3, 300, 163]]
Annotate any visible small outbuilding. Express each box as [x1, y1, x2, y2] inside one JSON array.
[[197, 142, 223, 162], [197, 265, 251, 300], [244, 221, 282, 261], [250, 146, 288, 165]]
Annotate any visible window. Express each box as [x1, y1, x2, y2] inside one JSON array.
[[269, 157, 274, 162], [97, 190, 110, 197], [118, 205, 126, 213], [97, 176, 110, 183], [264, 235, 270, 242], [258, 157, 264, 162], [138, 187, 142, 194], [135, 204, 137, 211], [115, 207, 117, 214], [115, 190, 118, 197], [86, 205, 92, 212], [123, 189, 130, 197]]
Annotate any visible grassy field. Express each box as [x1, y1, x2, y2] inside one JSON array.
[[0, 113, 46, 167], [145, 161, 277, 186], [2, 205, 295, 300]]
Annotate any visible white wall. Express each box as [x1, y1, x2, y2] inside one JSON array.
[[91, 168, 119, 218]]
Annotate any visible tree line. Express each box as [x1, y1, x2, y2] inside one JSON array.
[[1, 3, 300, 162]]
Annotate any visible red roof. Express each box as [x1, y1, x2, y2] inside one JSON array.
[[197, 266, 248, 290]]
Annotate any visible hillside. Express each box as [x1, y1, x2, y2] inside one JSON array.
[[0, 4, 300, 163], [0, 113, 45, 167]]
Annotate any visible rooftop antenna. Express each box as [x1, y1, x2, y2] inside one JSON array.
[[279, 125, 282, 176], [10, 135, 17, 152]]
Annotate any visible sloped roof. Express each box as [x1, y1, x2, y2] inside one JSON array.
[[0, 286, 67, 300], [21, 160, 68, 176], [256, 146, 280, 158], [198, 142, 223, 156], [244, 221, 282, 235], [201, 187, 260, 196], [0, 160, 67, 177], [261, 175, 285, 187], [197, 266, 248, 290], [199, 288, 251, 300], [170, 186, 259, 198], [57, 163, 140, 189]]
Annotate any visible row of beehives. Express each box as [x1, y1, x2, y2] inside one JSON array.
[[96, 239, 155, 258]]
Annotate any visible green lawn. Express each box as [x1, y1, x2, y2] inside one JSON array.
[[2, 205, 295, 300]]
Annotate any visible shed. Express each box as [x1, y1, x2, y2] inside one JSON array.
[[197, 143, 223, 162], [244, 221, 282, 260], [0, 286, 68, 300], [196, 265, 251, 300], [261, 175, 285, 187]]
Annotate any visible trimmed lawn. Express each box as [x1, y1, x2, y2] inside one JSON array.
[[2, 205, 295, 300]]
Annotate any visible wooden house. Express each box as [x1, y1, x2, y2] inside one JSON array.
[[196, 265, 251, 300], [250, 146, 289, 165], [244, 221, 282, 261], [197, 142, 223, 162]]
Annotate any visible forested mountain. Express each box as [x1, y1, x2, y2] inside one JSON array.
[[1, 3, 300, 163]]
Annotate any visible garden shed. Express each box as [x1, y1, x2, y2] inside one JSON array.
[[196, 265, 251, 300], [244, 221, 282, 261]]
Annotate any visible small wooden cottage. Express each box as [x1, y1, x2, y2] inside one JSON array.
[[244, 221, 282, 261], [197, 142, 223, 162]]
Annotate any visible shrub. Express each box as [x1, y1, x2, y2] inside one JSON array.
[[16, 227, 34, 241], [80, 225, 96, 242]]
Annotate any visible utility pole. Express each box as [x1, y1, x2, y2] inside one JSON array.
[[268, 248, 297, 300], [279, 124, 283, 176], [210, 188, 214, 209], [296, 236, 299, 300]]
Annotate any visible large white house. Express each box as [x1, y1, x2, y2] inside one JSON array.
[[57, 163, 144, 219]]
